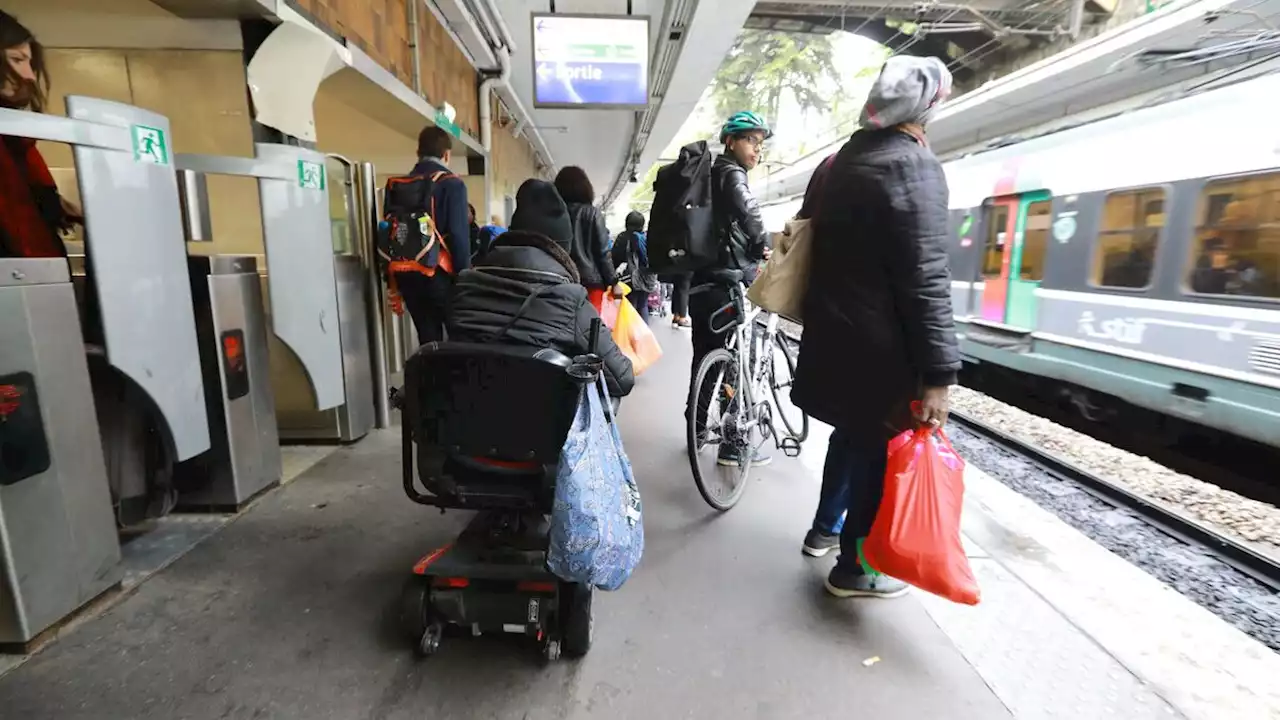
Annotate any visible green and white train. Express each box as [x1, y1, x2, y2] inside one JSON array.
[[945, 70, 1280, 448]]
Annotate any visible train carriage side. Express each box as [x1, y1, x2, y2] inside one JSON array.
[[943, 72, 1280, 450]]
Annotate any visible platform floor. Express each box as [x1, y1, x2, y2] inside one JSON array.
[[2, 324, 1270, 719]]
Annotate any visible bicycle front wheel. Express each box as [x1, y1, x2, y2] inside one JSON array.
[[687, 348, 752, 512]]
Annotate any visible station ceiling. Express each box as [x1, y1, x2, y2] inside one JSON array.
[[745, 0, 1116, 84]]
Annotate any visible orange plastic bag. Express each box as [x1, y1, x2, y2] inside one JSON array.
[[613, 298, 663, 376], [588, 288, 618, 330], [863, 427, 981, 605]]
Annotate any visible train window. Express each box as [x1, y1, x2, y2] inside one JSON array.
[[1019, 200, 1052, 281], [1187, 173, 1280, 299], [1092, 188, 1164, 289], [981, 205, 1009, 277]]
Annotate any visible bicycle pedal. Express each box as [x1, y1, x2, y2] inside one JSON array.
[[779, 437, 801, 457]]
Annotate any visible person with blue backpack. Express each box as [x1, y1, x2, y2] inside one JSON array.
[[615, 210, 658, 322]]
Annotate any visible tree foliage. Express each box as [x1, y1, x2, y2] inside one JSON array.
[[711, 30, 842, 127]]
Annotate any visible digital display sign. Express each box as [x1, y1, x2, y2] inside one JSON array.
[[531, 13, 650, 110]]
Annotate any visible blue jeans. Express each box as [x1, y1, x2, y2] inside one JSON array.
[[811, 429, 888, 571]]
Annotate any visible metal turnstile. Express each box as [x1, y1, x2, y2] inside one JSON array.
[[2, 98, 214, 528], [269, 255, 375, 442], [175, 256, 282, 509], [270, 155, 376, 442], [0, 258, 122, 647]]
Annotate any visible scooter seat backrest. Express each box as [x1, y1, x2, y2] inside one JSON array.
[[403, 342, 580, 483]]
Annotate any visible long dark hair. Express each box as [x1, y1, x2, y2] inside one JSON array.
[[554, 166, 594, 205], [0, 12, 49, 112]]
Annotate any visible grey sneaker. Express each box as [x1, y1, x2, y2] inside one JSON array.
[[824, 564, 909, 599], [802, 529, 839, 557], [717, 446, 772, 467]]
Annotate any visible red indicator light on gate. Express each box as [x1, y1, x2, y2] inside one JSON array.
[[223, 335, 242, 361], [0, 385, 21, 418]]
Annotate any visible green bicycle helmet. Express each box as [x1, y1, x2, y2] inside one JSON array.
[[719, 111, 773, 144]]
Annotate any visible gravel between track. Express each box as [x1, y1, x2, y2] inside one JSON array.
[[777, 317, 1280, 558], [949, 386, 1280, 557], [946, 421, 1280, 652]]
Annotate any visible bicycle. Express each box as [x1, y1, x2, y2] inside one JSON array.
[[686, 269, 809, 511]]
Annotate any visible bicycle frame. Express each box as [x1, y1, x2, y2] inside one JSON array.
[[719, 283, 793, 453]]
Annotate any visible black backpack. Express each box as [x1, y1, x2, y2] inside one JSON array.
[[646, 141, 716, 274], [377, 171, 455, 274]]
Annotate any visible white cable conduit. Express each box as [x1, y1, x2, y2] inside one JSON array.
[[478, 46, 512, 220]]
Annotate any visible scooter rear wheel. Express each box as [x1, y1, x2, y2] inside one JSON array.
[[561, 583, 594, 658]]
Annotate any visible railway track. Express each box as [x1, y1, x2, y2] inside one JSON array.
[[949, 410, 1280, 594]]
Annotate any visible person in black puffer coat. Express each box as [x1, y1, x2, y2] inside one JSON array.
[[554, 166, 623, 299], [792, 56, 961, 600], [447, 178, 635, 398]]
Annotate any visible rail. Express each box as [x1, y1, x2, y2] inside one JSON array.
[[949, 410, 1280, 593]]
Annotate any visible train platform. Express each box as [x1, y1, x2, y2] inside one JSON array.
[[0, 326, 1276, 720]]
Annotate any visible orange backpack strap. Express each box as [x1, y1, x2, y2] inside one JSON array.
[[426, 171, 457, 274]]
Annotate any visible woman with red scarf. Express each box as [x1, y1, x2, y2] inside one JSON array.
[[0, 11, 81, 259]]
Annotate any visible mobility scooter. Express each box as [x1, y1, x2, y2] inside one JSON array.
[[395, 339, 601, 661]]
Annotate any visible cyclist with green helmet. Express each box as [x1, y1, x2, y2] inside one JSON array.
[[687, 110, 775, 468]]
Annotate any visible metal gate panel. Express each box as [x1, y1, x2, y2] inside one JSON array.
[[176, 145, 345, 410], [256, 144, 343, 409], [63, 97, 211, 460]]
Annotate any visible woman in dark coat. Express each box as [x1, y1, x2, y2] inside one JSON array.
[[792, 56, 961, 599], [554, 166, 623, 302], [447, 179, 634, 397]]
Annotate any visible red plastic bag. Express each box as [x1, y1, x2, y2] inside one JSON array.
[[588, 288, 619, 330], [863, 427, 981, 605]]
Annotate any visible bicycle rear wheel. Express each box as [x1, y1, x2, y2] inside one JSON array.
[[769, 333, 809, 442], [687, 348, 752, 512]]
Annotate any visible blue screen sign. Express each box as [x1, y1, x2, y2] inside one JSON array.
[[532, 14, 650, 110]]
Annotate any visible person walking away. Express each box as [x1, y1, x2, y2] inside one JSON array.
[[447, 179, 635, 398], [617, 210, 658, 322], [0, 11, 81, 260], [688, 111, 774, 468], [554, 166, 624, 308], [663, 272, 691, 327], [383, 126, 471, 345], [792, 56, 960, 599]]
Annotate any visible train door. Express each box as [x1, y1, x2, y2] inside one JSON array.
[[1007, 192, 1052, 329], [979, 191, 1052, 329], [979, 199, 1016, 323]]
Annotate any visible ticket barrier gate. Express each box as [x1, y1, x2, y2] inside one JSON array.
[[0, 98, 212, 532], [174, 256, 281, 510], [268, 155, 376, 443], [0, 259, 122, 647], [173, 145, 348, 505]]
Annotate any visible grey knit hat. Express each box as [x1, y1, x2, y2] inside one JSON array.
[[859, 56, 954, 129]]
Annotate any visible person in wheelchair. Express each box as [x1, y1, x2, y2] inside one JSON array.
[[446, 178, 635, 398]]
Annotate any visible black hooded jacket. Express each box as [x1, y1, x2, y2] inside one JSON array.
[[791, 128, 960, 444], [446, 230, 635, 397]]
